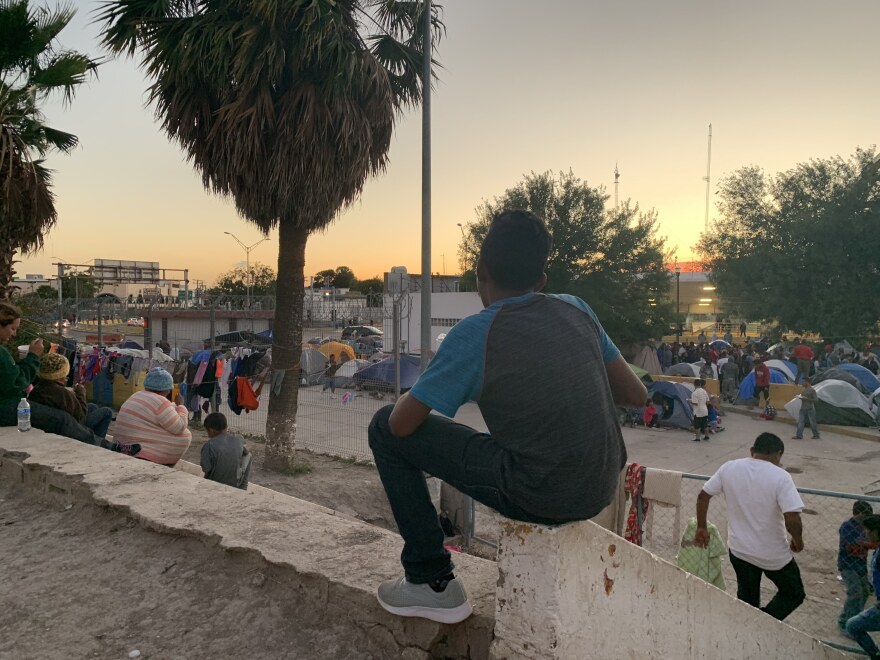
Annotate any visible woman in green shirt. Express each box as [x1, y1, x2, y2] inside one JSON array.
[[0, 302, 107, 446]]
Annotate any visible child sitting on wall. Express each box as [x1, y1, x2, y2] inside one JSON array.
[[201, 412, 251, 490]]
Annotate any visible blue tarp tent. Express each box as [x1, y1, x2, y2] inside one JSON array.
[[256, 329, 273, 340], [353, 355, 421, 391], [646, 381, 695, 429], [736, 369, 788, 404], [835, 363, 880, 393]]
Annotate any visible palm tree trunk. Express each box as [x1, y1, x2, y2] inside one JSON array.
[[0, 243, 18, 300], [263, 221, 308, 471]]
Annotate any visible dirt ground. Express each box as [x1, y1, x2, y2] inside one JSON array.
[[0, 437, 452, 660], [182, 429, 398, 532], [0, 490, 426, 660]]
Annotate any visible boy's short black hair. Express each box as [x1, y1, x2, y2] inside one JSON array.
[[752, 432, 784, 455], [203, 412, 228, 432], [478, 209, 551, 290], [853, 500, 874, 517], [862, 514, 880, 534]]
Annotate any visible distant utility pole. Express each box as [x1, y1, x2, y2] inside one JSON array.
[[703, 123, 712, 232], [614, 163, 620, 210]]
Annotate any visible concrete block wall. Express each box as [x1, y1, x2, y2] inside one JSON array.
[[0, 428, 495, 658], [491, 520, 847, 660]]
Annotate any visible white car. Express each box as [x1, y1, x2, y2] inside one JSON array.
[[127, 317, 145, 327], [51, 319, 70, 328]]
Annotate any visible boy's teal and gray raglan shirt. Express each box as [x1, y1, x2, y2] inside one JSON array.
[[409, 292, 626, 520]]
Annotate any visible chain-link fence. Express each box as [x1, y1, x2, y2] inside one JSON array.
[[638, 473, 879, 654], [16, 294, 407, 463]]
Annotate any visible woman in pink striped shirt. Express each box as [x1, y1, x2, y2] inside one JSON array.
[[114, 367, 192, 466]]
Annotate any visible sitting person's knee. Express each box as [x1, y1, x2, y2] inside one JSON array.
[[368, 405, 395, 446]]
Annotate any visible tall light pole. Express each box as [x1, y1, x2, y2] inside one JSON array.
[[223, 232, 268, 310], [420, 0, 433, 371], [675, 264, 682, 343]]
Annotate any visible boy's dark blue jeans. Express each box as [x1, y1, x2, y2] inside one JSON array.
[[368, 404, 560, 584]]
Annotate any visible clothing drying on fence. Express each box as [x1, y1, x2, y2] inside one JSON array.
[[625, 463, 647, 546], [677, 518, 726, 589]]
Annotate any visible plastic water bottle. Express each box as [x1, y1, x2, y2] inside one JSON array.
[[17, 398, 31, 432]]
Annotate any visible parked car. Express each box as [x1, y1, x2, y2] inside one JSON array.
[[341, 325, 383, 340], [127, 317, 145, 327]]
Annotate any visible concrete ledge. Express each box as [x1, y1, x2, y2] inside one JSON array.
[[0, 428, 495, 658], [490, 519, 847, 660]]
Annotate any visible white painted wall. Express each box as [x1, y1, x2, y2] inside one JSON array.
[[491, 520, 847, 660], [388, 292, 483, 354]]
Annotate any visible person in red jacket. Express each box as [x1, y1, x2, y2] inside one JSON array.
[[753, 358, 771, 408], [790, 339, 814, 385]]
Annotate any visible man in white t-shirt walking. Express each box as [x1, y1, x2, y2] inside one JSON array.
[[695, 433, 806, 620]]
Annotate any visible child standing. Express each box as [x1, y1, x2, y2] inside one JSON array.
[[707, 395, 725, 433], [201, 412, 251, 490], [689, 379, 710, 442], [643, 398, 658, 428], [838, 501, 876, 635]]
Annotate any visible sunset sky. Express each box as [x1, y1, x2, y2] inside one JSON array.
[[17, 0, 879, 287]]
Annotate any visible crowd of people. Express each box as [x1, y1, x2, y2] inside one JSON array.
[[0, 302, 250, 491], [2, 208, 878, 649]]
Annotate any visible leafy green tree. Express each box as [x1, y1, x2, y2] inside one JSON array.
[[314, 269, 337, 289], [696, 149, 880, 340], [60, 271, 98, 299], [0, 0, 98, 298], [34, 284, 56, 299], [459, 171, 673, 345], [332, 266, 357, 289], [354, 276, 383, 307], [211, 263, 277, 297], [100, 0, 444, 470]]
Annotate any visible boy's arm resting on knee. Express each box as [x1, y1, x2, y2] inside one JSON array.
[[389, 393, 432, 437], [605, 355, 648, 407]]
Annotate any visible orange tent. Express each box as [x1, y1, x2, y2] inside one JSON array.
[[318, 341, 355, 363]]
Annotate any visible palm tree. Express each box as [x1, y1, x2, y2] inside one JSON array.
[[99, 0, 443, 470], [0, 0, 98, 298]]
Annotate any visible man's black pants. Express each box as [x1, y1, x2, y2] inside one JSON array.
[[729, 551, 805, 620]]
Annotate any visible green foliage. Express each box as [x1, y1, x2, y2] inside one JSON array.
[[282, 463, 313, 476], [98, 0, 444, 471], [332, 266, 357, 289], [696, 149, 880, 340], [0, 0, 99, 298], [34, 284, 56, 299], [353, 276, 383, 306], [60, 271, 98, 298], [460, 171, 673, 344], [211, 263, 277, 297], [313, 266, 358, 289]]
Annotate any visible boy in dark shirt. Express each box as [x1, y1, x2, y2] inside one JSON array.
[[368, 210, 647, 624], [846, 514, 880, 659], [200, 413, 251, 490], [839, 501, 876, 634]]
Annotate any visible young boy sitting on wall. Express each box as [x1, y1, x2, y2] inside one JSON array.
[[367, 209, 647, 624], [201, 412, 251, 490]]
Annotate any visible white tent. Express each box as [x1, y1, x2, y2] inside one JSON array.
[[633, 345, 662, 375], [785, 380, 877, 427], [764, 359, 795, 382]]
